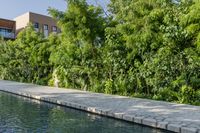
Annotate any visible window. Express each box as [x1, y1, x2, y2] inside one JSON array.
[[52, 26, 57, 33], [43, 24, 49, 37], [34, 22, 39, 32], [0, 28, 15, 39], [34, 22, 39, 28], [44, 24, 48, 30]]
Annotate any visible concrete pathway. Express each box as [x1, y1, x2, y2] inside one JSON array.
[[0, 80, 200, 133]]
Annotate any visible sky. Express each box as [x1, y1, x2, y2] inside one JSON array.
[[0, 0, 109, 20]]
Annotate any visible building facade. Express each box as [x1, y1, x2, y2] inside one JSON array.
[[14, 12, 59, 37], [0, 18, 15, 39], [0, 12, 59, 39]]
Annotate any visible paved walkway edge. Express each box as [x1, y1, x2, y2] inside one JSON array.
[[0, 81, 200, 133]]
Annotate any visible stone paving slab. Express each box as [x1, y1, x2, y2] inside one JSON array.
[[0, 80, 200, 133]]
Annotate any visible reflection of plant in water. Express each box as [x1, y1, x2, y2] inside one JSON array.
[[47, 108, 70, 132], [87, 113, 101, 121]]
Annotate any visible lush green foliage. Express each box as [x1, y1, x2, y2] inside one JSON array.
[[0, 0, 199, 105]]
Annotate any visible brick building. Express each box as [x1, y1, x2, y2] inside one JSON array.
[[0, 18, 15, 39], [0, 12, 59, 39]]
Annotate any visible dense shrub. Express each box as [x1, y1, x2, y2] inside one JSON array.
[[0, 0, 199, 105]]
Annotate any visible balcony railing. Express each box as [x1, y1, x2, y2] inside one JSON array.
[[0, 31, 15, 39]]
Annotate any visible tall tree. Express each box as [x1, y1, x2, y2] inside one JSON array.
[[48, 0, 107, 91]]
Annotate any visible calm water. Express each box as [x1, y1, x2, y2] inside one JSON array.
[[0, 92, 170, 133]]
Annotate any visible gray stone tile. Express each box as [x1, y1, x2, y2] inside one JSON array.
[[122, 115, 134, 122], [142, 118, 157, 127], [114, 113, 123, 119], [167, 124, 181, 133], [181, 127, 198, 133], [134, 116, 144, 124], [157, 121, 168, 129]]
